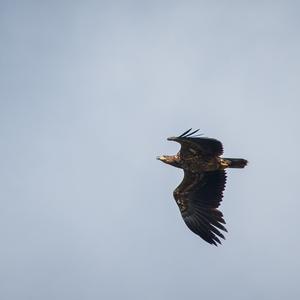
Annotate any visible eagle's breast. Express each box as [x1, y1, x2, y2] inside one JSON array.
[[181, 156, 220, 173]]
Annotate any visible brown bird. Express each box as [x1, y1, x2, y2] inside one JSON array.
[[157, 129, 247, 245]]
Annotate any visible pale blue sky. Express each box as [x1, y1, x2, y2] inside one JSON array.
[[1, 1, 300, 299]]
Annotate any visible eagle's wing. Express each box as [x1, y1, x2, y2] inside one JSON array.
[[173, 169, 227, 245], [168, 128, 223, 158]]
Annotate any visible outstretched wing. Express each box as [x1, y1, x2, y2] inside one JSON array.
[[168, 128, 223, 158], [173, 169, 227, 245]]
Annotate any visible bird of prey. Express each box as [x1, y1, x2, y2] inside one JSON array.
[[157, 128, 247, 245]]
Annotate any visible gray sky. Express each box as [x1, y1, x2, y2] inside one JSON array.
[[1, 1, 300, 299]]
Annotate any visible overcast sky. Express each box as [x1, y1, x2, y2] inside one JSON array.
[[1, 1, 300, 299]]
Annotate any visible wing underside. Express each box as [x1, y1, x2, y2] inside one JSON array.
[[173, 170, 227, 245], [169, 129, 224, 157]]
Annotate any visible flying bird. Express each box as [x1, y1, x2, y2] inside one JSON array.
[[157, 129, 247, 246]]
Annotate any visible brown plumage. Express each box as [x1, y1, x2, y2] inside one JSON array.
[[157, 129, 247, 246]]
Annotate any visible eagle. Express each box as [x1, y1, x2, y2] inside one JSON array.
[[157, 129, 247, 245]]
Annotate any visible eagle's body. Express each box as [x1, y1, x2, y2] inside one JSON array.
[[157, 129, 247, 246]]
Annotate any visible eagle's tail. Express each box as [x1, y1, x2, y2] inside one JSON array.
[[223, 158, 248, 168]]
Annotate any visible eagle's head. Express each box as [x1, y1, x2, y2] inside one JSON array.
[[156, 155, 181, 168]]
